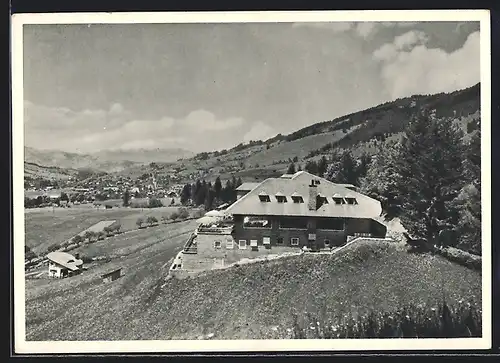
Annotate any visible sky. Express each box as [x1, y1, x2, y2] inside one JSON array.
[[23, 20, 480, 154]]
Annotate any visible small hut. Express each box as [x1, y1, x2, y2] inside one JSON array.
[[101, 267, 123, 283]]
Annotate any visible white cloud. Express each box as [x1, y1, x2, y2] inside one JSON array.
[[373, 31, 480, 99], [373, 30, 429, 61], [24, 102, 249, 153], [294, 21, 419, 39], [292, 22, 353, 33], [355, 23, 377, 38], [183, 109, 244, 131], [393, 30, 429, 50], [243, 121, 276, 142]]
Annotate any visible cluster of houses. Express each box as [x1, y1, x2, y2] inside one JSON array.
[[24, 170, 185, 207]]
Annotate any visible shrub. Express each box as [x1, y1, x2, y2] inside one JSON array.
[[178, 207, 190, 220], [170, 211, 179, 221], [435, 247, 481, 271], [79, 254, 94, 264], [290, 301, 481, 339], [72, 235, 84, 244], [136, 217, 145, 228], [146, 216, 159, 226], [47, 243, 60, 253], [148, 198, 164, 208]]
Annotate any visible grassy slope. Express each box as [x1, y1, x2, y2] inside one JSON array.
[[25, 239, 481, 341], [24, 207, 183, 254], [25, 220, 197, 340]]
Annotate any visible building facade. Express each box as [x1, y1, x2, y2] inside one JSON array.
[[226, 171, 386, 251]]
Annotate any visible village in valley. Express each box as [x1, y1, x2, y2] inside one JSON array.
[[21, 20, 484, 342]]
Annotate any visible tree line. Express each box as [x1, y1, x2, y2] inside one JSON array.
[[287, 150, 371, 187], [180, 175, 243, 210], [358, 110, 481, 254], [287, 109, 481, 254]]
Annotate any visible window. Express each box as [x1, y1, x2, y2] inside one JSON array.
[[226, 239, 234, 249], [333, 197, 346, 205], [239, 240, 247, 249], [276, 195, 287, 203], [250, 240, 258, 247], [291, 196, 304, 203], [214, 240, 222, 249], [277, 237, 284, 244], [263, 237, 271, 245], [291, 237, 300, 246], [279, 217, 308, 230], [317, 218, 345, 231], [345, 197, 358, 205], [258, 194, 271, 202]]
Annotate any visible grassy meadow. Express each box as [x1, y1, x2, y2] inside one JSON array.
[[25, 239, 481, 340], [24, 206, 193, 255]]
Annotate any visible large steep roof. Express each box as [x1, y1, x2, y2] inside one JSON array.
[[226, 171, 382, 219]]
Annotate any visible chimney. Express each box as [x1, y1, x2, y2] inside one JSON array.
[[308, 179, 318, 211]]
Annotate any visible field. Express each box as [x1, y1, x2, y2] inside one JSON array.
[[25, 239, 481, 341], [24, 206, 190, 255]]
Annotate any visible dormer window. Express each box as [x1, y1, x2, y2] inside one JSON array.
[[291, 192, 304, 203], [332, 194, 346, 205], [275, 192, 287, 203], [258, 192, 271, 202], [345, 197, 358, 205]]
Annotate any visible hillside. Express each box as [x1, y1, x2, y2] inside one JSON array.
[[131, 83, 480, 184], [24, 162, 78, 181], [25, 239, 481, 340]]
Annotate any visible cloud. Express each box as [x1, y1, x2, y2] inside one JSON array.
[[354, 23, 377, 38], [183, 110, 244, 131], [292, 22, 353, 33], [24, 102, 249, 153], [293, 21, 419, 39], [373, 31, 480, 99], [373, 30, 429, 61], [243, 121, 276, 142]]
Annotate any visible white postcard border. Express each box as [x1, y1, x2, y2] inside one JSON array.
[[11, 9, 492, 354]]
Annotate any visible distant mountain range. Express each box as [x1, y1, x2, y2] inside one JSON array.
[[24, 146, 194, 172]]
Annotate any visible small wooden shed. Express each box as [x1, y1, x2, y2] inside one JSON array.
[[102, 267, 123, 283]]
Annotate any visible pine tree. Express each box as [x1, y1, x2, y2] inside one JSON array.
[[122, 190, 130, 207], [305, 160, 318, 175], [287, 163, 296, 174], [204, 188, 216, 211], [453, 128, 481, 252], [359, 141, 402, 218], [317, 156, 328, 178], [393, 110, 465, 245], [180, 183, 191, 205], [324, 150, 357, 184], [214, 176, 222, 200]]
